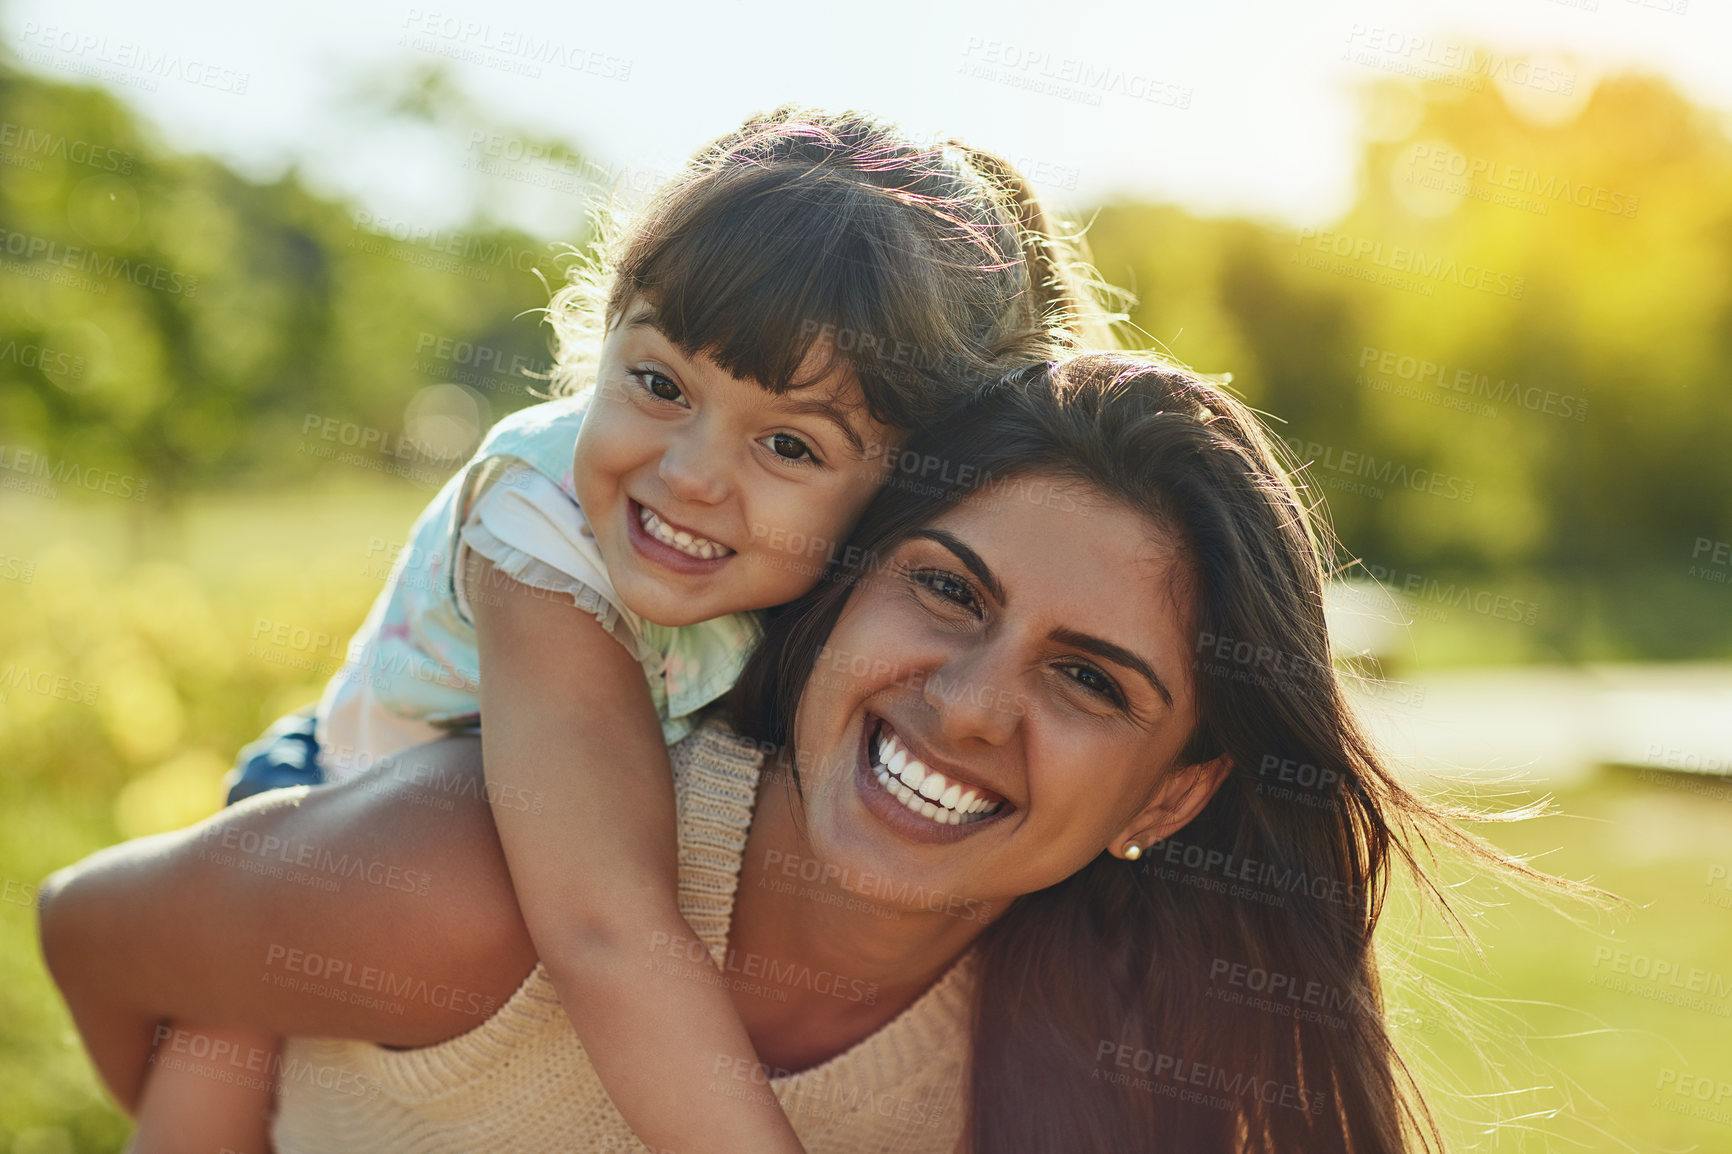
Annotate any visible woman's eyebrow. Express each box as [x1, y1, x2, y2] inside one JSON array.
[[1048, 627, 1174, 707], [908, 528, 1175, 706], [907, 529, 1005, 605]]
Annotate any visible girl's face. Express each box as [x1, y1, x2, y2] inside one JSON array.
[[576, 302, 894, 627], [788, 476, 1229, 912]]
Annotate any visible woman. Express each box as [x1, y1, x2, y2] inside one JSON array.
[[40, 353, 1523, 1152]]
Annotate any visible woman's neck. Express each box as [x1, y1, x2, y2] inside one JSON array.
[[725, 750, 994, 1072]]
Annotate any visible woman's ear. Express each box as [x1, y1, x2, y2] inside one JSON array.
[[1117, 756, 1233, 854]]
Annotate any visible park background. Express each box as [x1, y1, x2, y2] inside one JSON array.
[[2, 0, 1731, 1149]]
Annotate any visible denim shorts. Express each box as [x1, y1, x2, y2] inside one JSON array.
[[222, 711, 326, 806], [223, 711, 483, 805]]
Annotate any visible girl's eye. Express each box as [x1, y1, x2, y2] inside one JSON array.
[[634, 370, 685, 405], [911, 568, 980, 614], [1060, 663, 1126, 708], [762, 432, 817, 464]]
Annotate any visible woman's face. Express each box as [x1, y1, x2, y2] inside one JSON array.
[[789, 474, 1225, 913]]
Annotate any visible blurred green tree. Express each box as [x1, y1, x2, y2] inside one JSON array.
[[0, 62, 565, 507], [1088, 73, 1732, 660], [3, 61, 1729, 658]]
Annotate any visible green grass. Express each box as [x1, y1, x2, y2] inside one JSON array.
[[2, 485, 1729, 1151], [1385, 770, 1732, 1151]]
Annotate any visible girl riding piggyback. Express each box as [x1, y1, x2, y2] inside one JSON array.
[[131, 107, 1111, 1154]]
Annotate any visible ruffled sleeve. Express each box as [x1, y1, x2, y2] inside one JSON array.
[[452, 456, 763, 745], [453, 460, 654, 665]]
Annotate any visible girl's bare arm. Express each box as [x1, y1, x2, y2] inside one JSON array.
[[36, 736, 537, 1112], [468, 551, 808, 1154]]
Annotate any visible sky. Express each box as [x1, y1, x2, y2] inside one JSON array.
[[4, 0, 1726, 237]]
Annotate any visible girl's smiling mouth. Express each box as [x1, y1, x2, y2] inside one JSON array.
[[627, 499, 736, 573]]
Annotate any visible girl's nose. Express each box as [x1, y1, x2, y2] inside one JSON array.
[[658, 430, 732, 506], [924, 645, 1020, 747]]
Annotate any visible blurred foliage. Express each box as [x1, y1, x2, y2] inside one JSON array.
[[2, 61, 1730, 660], [0, 484, 421, 1151], [0, 62, 560, 509], [1091, 75, 1732, 662]]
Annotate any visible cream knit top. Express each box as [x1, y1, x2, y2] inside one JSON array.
[[272, 719, 978, 1153]]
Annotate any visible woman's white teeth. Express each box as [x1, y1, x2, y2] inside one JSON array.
[[638, 505, 729, 560], [871, 726, 1002, 826]]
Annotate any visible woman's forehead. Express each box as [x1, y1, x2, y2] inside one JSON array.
[[940, 476, 1176, 563]]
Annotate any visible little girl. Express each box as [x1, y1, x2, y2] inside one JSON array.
[[127, 106, 1108, 1152]]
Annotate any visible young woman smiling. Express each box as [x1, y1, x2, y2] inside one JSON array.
[[40, 353, 1544, 1152]]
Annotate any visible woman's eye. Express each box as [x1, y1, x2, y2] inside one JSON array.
[[634, 371, 685, 404], [763, 432, 816, 463], [913, 569, 979, 612], [1062, 663, 1125, 706]]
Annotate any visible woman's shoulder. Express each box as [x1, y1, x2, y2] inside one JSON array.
[[669, 716, 768, 954], [674, 714, 770, 778]]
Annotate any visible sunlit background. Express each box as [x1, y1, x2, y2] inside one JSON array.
[[2, 0, 1730, 1149]]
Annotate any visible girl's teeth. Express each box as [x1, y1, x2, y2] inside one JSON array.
[[871, 725, 1002, 825], [638, 505, 729, 560]]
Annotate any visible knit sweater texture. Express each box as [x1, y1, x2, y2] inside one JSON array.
[[272, 719, 977, 1153]]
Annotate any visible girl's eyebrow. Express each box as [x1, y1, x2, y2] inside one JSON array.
[[624, 303, 656, 327], [627, 309, 678, 343], [772, 394, 868, 456]]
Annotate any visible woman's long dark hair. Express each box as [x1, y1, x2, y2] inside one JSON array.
[[732, 352, 1561, 1153]]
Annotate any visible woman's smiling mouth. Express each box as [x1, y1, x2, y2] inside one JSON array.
[[872, 725, 1003, 824], [854, 717, 1012, 840]]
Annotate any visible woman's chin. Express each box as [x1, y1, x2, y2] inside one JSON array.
[[776, 720, 1002, 913]]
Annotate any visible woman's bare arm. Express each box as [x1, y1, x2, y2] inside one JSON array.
[[36, 736, 538, 1112]]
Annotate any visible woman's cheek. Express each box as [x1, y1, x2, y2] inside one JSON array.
[[823, 588, 898, 677]]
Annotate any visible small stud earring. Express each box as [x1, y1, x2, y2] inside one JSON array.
[[1124, 843, 1141, 861]]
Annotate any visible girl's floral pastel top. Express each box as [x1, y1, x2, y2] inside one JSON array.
[[314, 390, 761, 777]]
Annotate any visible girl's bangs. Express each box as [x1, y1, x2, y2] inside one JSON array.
[[616, 168, 973, 429]]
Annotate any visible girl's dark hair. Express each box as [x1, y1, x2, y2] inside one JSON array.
[[731, 353, 1560, 1153], [548, 105, 1119, 430]]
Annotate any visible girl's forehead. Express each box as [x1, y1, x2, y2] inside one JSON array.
[[607, 286, 940, 436]]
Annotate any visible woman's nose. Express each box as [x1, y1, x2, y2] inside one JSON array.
[[923, 645, 1021, 747], [658, 429, 732, 506]]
